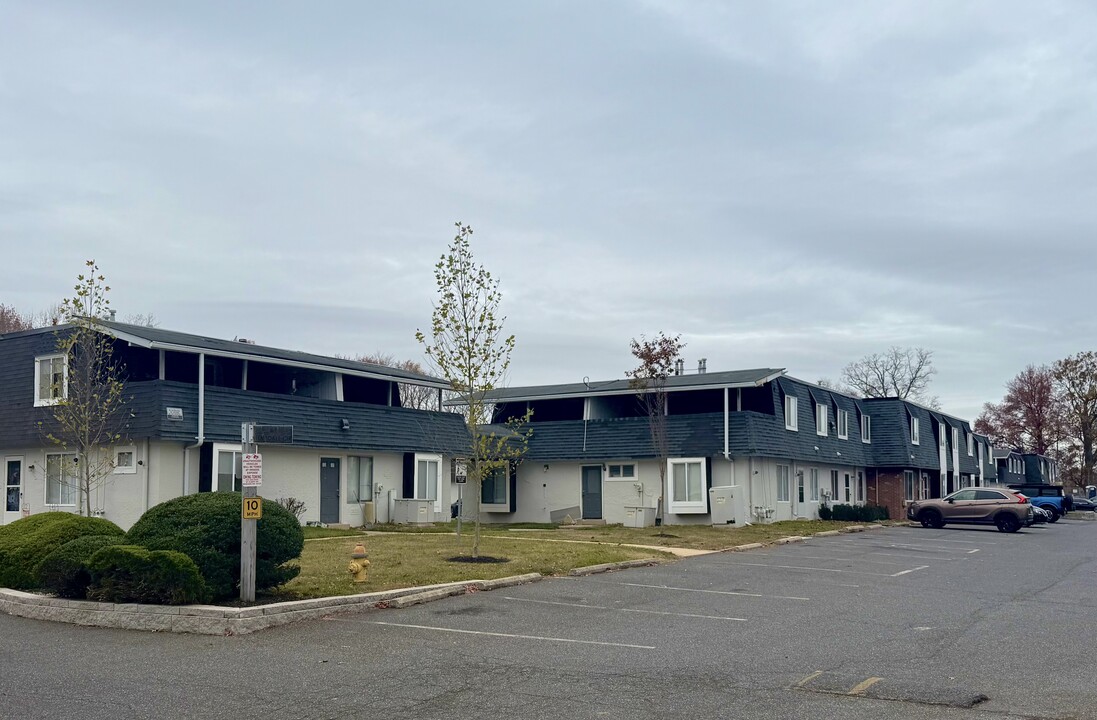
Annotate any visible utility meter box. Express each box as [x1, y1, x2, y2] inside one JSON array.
[[709, 486, 743, 526], [392, 499, 435, 525], [623, 506, 657, 528]]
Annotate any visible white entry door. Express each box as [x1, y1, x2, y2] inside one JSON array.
[[4, 457, 23, 525]]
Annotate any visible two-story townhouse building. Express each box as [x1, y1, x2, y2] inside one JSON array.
[[1022, 453, 1060, 485], [0, 321, 469, 529], [993, 448, 1027, 485], [472, 369, 874, 526]]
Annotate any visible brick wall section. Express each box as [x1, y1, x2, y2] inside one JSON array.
[[868, 470, 907, 521]]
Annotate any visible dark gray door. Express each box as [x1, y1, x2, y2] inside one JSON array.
[[320, 458, 340, 523], [581, 465, 602, 519]]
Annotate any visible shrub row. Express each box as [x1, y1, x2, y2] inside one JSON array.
[[818, 503, 890, 522], [0, 492, 304, 604]]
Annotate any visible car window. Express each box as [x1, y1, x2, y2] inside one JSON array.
[[949, 490, 978, 501], [975, 490, 1006, 500]]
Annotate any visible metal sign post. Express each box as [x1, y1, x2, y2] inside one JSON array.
[[455, 460, 467, 539], [240, 422, 260, 603]]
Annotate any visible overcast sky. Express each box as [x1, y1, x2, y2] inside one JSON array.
[[2, 1, 1094, 420]]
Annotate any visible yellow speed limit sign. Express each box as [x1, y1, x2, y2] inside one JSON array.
[[242, 496, 262, 520]]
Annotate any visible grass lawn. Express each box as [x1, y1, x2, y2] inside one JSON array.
[[274, 533, 674, 600], [301, 526, 373, 540], [479, 520, 880, 551]]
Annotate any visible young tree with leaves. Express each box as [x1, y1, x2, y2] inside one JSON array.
[[42, 261, 130, 517], [417, 223, 530, 557], [626, 332, 685, 511]]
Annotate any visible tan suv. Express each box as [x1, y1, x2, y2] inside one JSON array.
[[907, 488, 1032, 533]]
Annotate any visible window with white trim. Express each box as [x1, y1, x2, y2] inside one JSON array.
[[481, 465, 509, 506], [967, 433, 974, 456], [830, 470, 839, 500], [911, 416, 920, 445], [809, 468, 819, 502], [952, 427, 959, 453], [414, 454, 443, 513], [904, 470, 916, 501], [213, 444, 243, 492], [113, 446, 137, 475], [34, 354, 67, 406], [776, 465, 790, 502], [347, 455, 373, 503], [784, 395, 798, 431], [861, 414, 871, 443], [45, 453, 77, 506], [607, 464, 636, 480], [816, 404, 828, 436], [977, 442, 984, 467], [837, 409, 849, 439], [844, 473, 851, 502], [667, 458, 706, 514]]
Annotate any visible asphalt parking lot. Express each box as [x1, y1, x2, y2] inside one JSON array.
[[3, 518, 1097, 720]]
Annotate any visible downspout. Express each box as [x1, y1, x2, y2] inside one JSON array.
[[182, 352, 206, 495], [723, 387, 730, 460], [144, 438, 151, 511]]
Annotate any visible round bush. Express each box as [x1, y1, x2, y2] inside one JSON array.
[[86, 545, 205, 605], [37, 534, 128, 598], [0, 513, 125, 590], [126, 493, 304, 601]]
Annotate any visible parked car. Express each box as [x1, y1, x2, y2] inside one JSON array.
[[908, 488, 1032, 533], [1008, 483, 1072, 513], [1070, 496, 1097, 512], [1027, 505, 1050, 526]]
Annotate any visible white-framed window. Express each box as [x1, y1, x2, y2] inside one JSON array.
[[977, 442, 984, 467], [816, 404, 828, 436], [784, 395, 798, 431], [952, 427, 959, 453], [113, 446, 137, 475], [607, 464, 636, 480], [904, 470, 916, 501], [837, 409, 849, 439], [212, 443, 243, 492], [777, 464, 790, 502], [45, 452, 78, 506], [481, 464, 509, 507], [5, 456, 22, 513], [34, 354, 68, 407], [830, 470, 839, 500], [967, 433, 974, 456], [844, 473, 852, 502], [347, 455, 373, 503], [414, 454, 443, 513], [667, 458, 706, 514], [861, 414, 871, 443], [910, 416, 920, 445], [809, 468, 819, 502]]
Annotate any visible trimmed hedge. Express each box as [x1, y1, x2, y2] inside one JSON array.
[[86, 545, 205, 605], [819, 503, 889, 522], [0, 513, 125, 589], [127, 493, 304, 601], [37, 534, 128, 598]]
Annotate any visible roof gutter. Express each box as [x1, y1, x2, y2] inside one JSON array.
[[182, 352, 205, 495]]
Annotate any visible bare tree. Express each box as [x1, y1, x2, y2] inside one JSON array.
[[0, 304, 32, 333], [122, 312, 159, 327], [626, 332, 685, 509], [347, 352, 438, 411], [975, 365, 1063, 454], [841, 346, 939, 407], [416, 223, 531, 557], [30, 303, 65, 328], [42, 261, 130, 517], [1053, 352, 1097, 490]]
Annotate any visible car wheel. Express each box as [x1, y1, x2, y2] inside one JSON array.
[[919, 509, 943, 529], [996, 514, 1020, 533], [1044, 507, 1060, 523]]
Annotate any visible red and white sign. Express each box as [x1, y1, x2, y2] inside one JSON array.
[[242, 453, 263, 487]]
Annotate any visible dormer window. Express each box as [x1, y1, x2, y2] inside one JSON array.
[[911, 416, 920, 445], [837, 409, 849, 440], [816, 404, 828, 436], [784, 395, 798, 431], [34, 354, 68, 406], [860, 414, 872, 443]]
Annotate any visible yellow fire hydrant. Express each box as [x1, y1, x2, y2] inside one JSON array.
[[348, 542, 370, 583]]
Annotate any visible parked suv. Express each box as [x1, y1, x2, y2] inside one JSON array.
[[907, 488, 1032, 533], [1008, 484, 1072, 513]]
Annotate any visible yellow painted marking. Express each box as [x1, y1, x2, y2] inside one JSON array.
[[797, 671, 824, 687], [848, 677, 883, 695]]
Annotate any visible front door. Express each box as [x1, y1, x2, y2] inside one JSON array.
[[320, 458, 340, 524], [4, 457, 22, 525], [581, 465, 602, 519]]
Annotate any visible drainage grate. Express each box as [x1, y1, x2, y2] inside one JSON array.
[[794, 671, 989, 709]]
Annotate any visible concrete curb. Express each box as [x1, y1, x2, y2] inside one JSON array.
[[730, 542, 764, 551], [0, 572, 545, 636], [568, 558, 660, 576], [719, 522, 886, 554], [773, 536, 808, 545]]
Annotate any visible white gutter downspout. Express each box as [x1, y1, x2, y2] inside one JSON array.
[[723, 387, 730, 460], [182, 352, 206, 495]]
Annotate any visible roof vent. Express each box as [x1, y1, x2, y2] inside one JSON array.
[[236, 338, 257, 345], [698, 358, 707, 374], [674, 359, 685, 376]]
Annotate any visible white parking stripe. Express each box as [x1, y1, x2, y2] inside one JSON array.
[[606, 580, 810, 601], [755, 552, 917, 567], [367, 621, 656, 649], [891, 565, 930, 577], [502, 596, 748, 622], [716, 561, 901, 577]]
